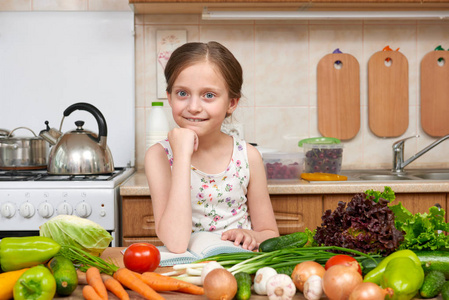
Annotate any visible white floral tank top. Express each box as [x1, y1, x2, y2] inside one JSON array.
[[158, 136, 252, 233]]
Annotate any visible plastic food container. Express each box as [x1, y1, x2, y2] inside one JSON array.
[[298, 137, 343, 174], [263, 152, 304, 180]]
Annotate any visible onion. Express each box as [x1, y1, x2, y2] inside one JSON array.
[[203, 268, 237, 300], [349, 282, 394, 300], [322, 261, 363, 300], [291, 261, 325, 292]]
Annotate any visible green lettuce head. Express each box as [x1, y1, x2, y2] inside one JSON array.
[[39, 215, 112, 256]]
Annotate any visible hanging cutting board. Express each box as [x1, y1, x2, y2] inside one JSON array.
[[421, 51, 449, 137], [368, 51, 409, 137], [317, 53, 360, 140]]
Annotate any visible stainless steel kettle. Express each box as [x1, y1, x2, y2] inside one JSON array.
[[40, 102, 114, 175]]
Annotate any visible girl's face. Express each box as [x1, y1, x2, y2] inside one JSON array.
[[167, 61, 238, 137]]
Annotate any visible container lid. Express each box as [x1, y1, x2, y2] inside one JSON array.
[[298, 137, 341, 147], [152, 102, 163, 106]]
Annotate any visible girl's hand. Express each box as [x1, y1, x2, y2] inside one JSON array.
[[221, 229, 258, 251], [168, 128, 199, 157]]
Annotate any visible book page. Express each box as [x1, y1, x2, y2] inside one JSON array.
[[157, 231, 251, 266], [157, 246, 199, 267], [188, 232, 251, 258]]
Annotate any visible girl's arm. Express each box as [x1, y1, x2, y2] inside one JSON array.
[[221, 143, 279, 249], [144, 128, 198, 253]]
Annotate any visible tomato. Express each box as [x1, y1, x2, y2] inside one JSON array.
[[123, 243, 161, 273], [325, 254, 362, 275]]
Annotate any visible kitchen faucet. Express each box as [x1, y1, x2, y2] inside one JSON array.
[[392, 134, 449, 173]]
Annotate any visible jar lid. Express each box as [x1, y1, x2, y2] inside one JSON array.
[[298, 137, 341, 147], [152, 102, 163, 106]]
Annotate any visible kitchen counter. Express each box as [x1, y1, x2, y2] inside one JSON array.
[[120, 172, 449, 196]]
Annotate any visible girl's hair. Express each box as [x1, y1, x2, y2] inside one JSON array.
[[164, 41, 243, 99]]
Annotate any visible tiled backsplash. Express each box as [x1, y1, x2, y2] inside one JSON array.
[[3, 0, 449, 172], [135, 15, 449, 171]]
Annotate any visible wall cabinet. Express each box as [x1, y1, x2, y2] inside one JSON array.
[[129, 0, 449, 15], [121, 192, 447, 246]]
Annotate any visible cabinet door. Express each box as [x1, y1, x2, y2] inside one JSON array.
[[122, 196, 156, 237], [323, 193, 446, 215], [123, 237, 164, 247], [271, 195, 323, 235]]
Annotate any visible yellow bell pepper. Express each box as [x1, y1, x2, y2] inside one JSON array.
[[0, 268, 29, 300], [301, 172, 348, 181]]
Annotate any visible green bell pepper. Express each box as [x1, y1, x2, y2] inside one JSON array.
[[364, 249, 421, 284], [380, 256, 424, 300], [13, 265, 56, 300], [0, 236, 60, 272]]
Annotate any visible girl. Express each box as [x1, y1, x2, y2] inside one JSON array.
[[145, 41, 279, 253]]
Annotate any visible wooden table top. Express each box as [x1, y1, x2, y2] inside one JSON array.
[[57, 247, 441, 300]]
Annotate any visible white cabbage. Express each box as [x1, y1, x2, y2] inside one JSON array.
[[40, 215, 113, 256]]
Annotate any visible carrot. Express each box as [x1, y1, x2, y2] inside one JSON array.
[[83, 285, 104, 300], [135, 272, 189, 291], [177, 281, 205, 295], [104, 277, 130, 300], [113, 268, 165, 300], [86, 267, 108, 300], [142, 272, 204, 295]]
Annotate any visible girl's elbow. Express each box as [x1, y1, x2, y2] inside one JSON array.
[[167, 244, 188, 254]]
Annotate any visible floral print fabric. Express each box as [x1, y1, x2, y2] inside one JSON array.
[[158, 136, 252, 233]]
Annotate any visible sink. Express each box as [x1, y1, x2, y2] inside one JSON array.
[[412, 172, 449, 180], [332, 169, 449, 182], [359, 174, 413, 181]]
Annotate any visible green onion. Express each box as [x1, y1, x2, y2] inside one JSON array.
[[194, 246, 379, 275], [59, 245, 119, 276]]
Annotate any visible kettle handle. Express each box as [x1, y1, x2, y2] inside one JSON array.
[[63, 102, 107, 144]]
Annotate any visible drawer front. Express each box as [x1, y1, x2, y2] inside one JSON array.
[[271, 195, 323, 235], [122, 196, 156, 237]]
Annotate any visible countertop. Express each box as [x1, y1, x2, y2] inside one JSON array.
[[120, 172, 449, 196]]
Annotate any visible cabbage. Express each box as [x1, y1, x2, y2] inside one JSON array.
[[40, 215, 113, 256]]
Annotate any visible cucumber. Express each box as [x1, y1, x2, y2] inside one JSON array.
[[420, 270, 446, 298], [259, 232, 308, 252], [48, 255, 78, 296], [234, 272, 252, 300], [360, 257, 384, 276], [413, 250, 449, 279], [442, 281, 449, 300]]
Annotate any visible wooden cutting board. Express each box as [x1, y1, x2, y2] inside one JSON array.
[[368, 51, 409, 137], [317, 53, 360, 140], [421, 51, 449, 137]]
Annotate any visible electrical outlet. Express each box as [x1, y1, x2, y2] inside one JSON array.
[[221, 123, 245, 139]]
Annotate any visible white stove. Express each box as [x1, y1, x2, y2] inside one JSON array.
[[0, 167, 134, 246]]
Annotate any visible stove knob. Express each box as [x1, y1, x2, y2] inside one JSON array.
[[19, 202, 35, 218], [76, 202, 92, 218], [1, 202, 16, 218], [38, 202, 54, 218], [57, 202, 73, 215]]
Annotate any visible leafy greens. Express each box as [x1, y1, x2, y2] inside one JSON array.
[[390, 202, 449, 251], [314, 190, 404, 255], [365, 186, 395, 203]]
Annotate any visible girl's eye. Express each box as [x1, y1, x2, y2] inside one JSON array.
[[204, 92, 215, 99], [177, 90, 188, 97]]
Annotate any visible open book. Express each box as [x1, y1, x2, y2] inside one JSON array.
[[158, 231, 251, 267]]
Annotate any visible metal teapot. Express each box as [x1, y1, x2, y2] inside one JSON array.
[[40, 102, 114, 175]]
